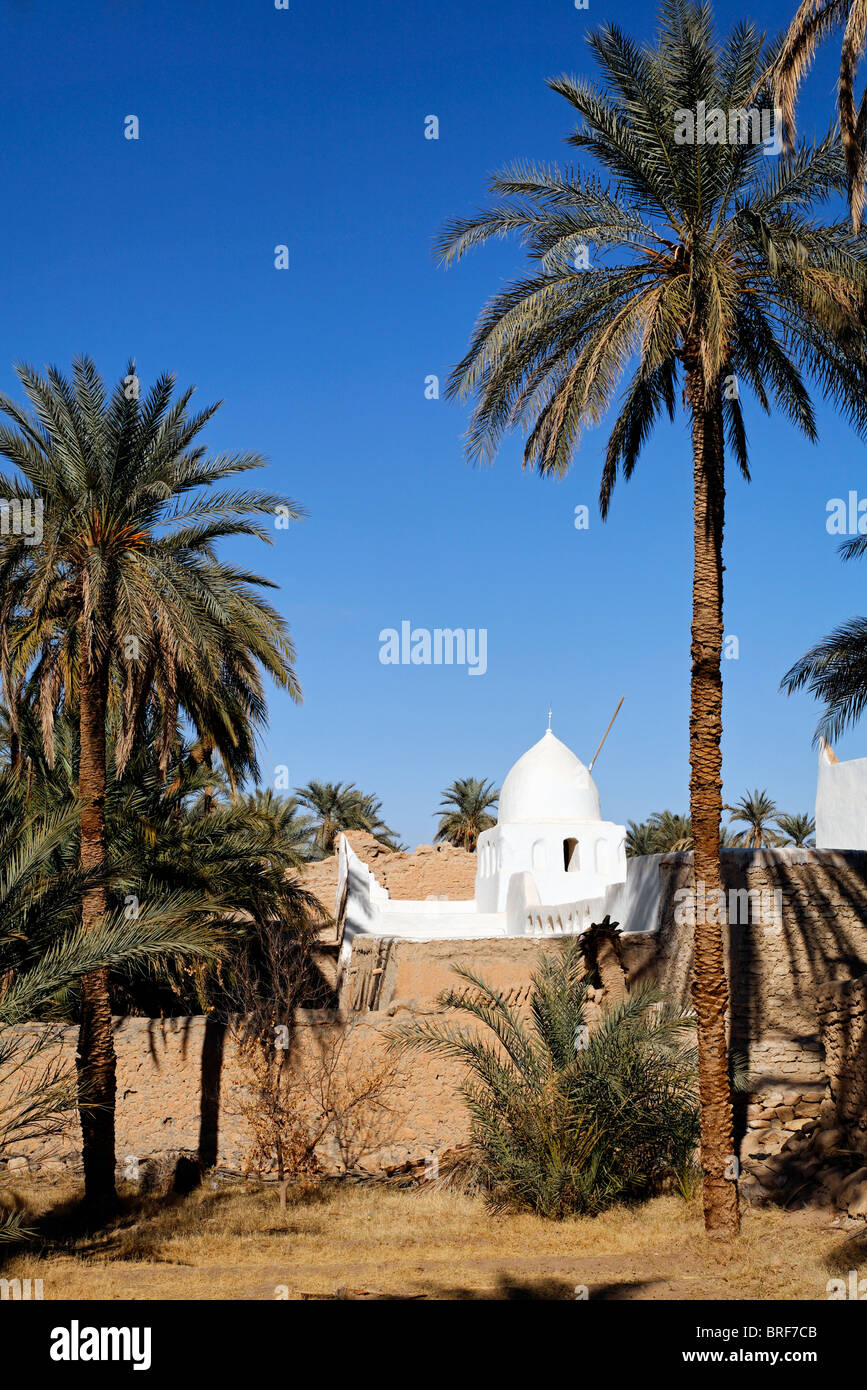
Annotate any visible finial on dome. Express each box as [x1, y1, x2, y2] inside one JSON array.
[[547, 706, 552, 733]]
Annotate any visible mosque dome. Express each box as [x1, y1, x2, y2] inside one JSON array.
[[497, 729, 602, 825]]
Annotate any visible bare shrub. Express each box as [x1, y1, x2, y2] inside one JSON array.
[[224, 915, 403, 1204], [236, 1022, 404, 1203]]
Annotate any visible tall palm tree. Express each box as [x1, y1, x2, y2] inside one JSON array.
[[0, 789, 222, 1238], [726, 789, 782, 847], [775, 810, 816, 845], [436, 0, 867, 1232], [766, 0, 867, 227], [295, 780, 400, 855], [435, 777, 500, 851], [0, 357, 302, 1206]]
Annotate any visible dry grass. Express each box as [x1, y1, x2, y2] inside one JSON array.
[[1, 1175, 864, 1300]]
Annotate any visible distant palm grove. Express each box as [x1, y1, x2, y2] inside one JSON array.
[[627, 794, 816, 855]]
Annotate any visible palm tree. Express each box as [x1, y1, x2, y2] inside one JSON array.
[[627, 811, 740, 853], [0, 709, 328, 1019], [0, 357, 302, 1206], [240, 789, 319, 865], [625, 818, 659, 856], [766, 0, 867, 227], [649, 810, 695, 853], [726, 789, 782, 848], [0, 793, 221, 1238], [775, 810, 816, 845], [435, 0, 867, 1232], [781, 596, 867, 741], [389, 940, 700, 1218], [435, 777, 500, 851], [355, 791, 405, 852], [295, 780, 400, 855]]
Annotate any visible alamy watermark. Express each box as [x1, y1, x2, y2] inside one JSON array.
[[1, 1277, 43, 1300], [827, 1270, 867, 1299], [379, 621, 487, 676], [50, 1322, 151, 1370], [0, 497, 42, 546], [674, 882, 782, 931], [826, 491, 867, 535], [674, 102, 782, 156]]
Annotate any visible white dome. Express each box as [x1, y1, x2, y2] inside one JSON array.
[[497, 729, 601, 824]]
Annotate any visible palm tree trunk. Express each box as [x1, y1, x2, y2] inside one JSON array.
[[686, 363, 740, 1237], [77, 652, 117, 1207]]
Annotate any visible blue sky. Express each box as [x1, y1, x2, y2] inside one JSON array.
[[1, 0, 862, 846]]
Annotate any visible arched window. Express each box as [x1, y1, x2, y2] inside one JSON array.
[[532, 839, 547, 871], [595, 838, 608, 874], [563, 837, 580, 871]]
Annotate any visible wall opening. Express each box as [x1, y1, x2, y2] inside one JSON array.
[[563, 837, 580, 871]]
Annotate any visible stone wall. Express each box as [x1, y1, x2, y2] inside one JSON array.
[[817, 975, 867, 1153]]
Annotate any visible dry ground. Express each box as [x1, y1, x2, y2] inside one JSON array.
[[1, 1176, 864, 1300]]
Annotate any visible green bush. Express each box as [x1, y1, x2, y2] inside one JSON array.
[[389, 940, 700, 1218]]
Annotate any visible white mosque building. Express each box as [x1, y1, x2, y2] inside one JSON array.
[[336, 726, 628, 963], [815, 738, 867, 850], [335, 723, 867, 967]]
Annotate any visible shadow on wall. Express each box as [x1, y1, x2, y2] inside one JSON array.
[[148, 950, 340, 1192], [623, 849, 867, 1161], [729, 850, 867, 1155], [197, 1015, 227, 1173]]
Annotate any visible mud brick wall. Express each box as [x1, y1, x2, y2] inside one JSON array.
[[4, 849, 867, 1182], [338, 850, 867, 1169], [340, 936, 552, 1013], [0, 1011, 472, 1180], [301, 832, 477, 926]]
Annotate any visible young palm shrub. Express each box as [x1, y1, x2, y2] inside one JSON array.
[[388, 941, 699, 1219]]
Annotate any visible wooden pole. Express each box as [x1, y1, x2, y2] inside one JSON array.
[[588, 696, 625, 773]]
